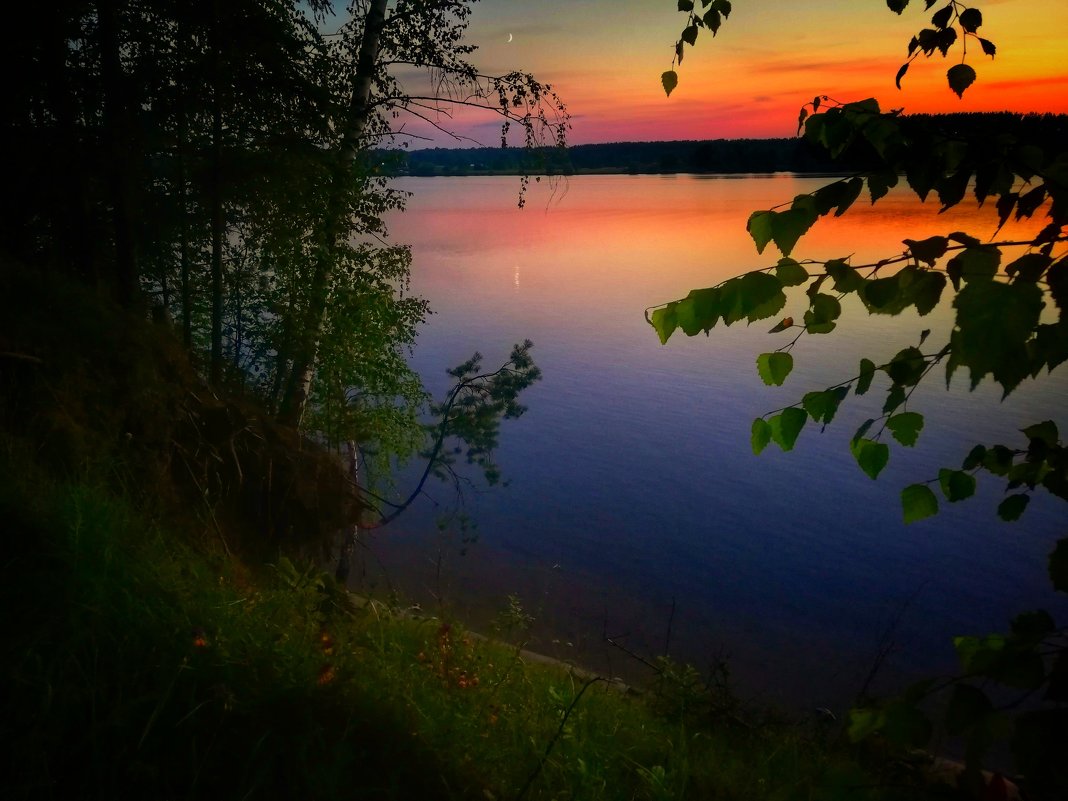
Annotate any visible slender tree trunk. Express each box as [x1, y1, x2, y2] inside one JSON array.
[[268, 285, 298, 413], [335, 440, 360, 584], [209, 0, 224, 384], [233, 263, 243, 370], [277, 0, 388, 427], [176, 54, 193, 349], [43, 18, 94, 285], [97, 0, 139, 307]]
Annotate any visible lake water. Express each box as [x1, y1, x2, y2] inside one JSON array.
[[355, 174, 1068, 709]]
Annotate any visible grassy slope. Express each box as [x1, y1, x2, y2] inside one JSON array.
[[0, 266, 930, 800], [2, 448, 863, 801]]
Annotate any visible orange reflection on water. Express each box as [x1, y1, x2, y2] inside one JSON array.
[[390, 174, 1048, 311]]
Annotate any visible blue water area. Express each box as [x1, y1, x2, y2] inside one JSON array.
[[354, 175, 1068, 708]]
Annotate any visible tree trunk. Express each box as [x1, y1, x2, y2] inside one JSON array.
[[335, 440, 360, 584], [175, 32, 193, 349], [96, 0, 140, 307], [209, 0, 224, 384], [43, 17, 95, 285], [277, 0, 388, 427]]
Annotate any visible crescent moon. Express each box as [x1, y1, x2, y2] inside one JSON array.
[[507, 33, 513, 43]]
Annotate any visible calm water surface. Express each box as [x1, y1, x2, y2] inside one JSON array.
[[358, 175, 1068, 707]]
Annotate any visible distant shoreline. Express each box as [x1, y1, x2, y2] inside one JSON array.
[[387, 168, 852, 177], [375, 111, 1068, 178]]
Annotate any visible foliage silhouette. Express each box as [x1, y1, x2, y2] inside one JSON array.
[[655, 1, 1068, 796], [3, 1, 568, 535]]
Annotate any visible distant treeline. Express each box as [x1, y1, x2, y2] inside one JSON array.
[[378, 112, 1068, 176]]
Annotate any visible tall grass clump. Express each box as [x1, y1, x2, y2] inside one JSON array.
[[0, 437, 933, 800]]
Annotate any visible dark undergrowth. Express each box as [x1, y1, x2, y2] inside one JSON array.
[[0, 265, 948, 800]]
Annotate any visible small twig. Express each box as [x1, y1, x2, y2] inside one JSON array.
[[514, 675, 605, 801], [0, 351, 44, 364], [604, 633, 661, 673], [856, 583, 926, 704]]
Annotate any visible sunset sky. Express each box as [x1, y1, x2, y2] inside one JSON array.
[[387, 0, 1068, 146]]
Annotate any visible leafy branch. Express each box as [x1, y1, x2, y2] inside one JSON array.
[[667, 1, 996, 100], [646, 89, 1067, 523], [658, 2, 1068, 794], [360, 341, 541, 529]]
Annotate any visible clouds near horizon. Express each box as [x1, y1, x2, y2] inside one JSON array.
[[388, 0, 1068, 147]]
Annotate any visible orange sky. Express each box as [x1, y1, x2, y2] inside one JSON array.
[[395, 0, 1068, 146]]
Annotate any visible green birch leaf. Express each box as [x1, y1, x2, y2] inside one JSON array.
[[775, 258, 809, 286], [904, 236, 948, 265], [959, 7, 982, 32], [853, 418, 876, 443], [851, 438, 890, 479], [887, 412, 925, 446], [868, 169, 899, 202], [674, 287, 722, 335], [771, 207, 818, 256], [662, 70, 679, 97], [747, 210, 775, 254], [1005, 253, 1052, 283], [886, 346, 927, 386], [883, 384, 907, 415], [955, 635, 1044, 689], [863, 275, 901, 311], [673, 296, 701, 336], [939, 468, 977, 501], [895, 61, 909, 89], [1010, 610, 1054, 641], [962, 444, 987, 470], [931, 4, 953, 29], [756, 352, 793, 386], [902, 484, 939, 523], [1022, 420, 1059, 447], [813, 178, 864, 217], [751, 417, 772, 454], [802, 387, 848, 425], [804, 293, 842, 334], [826, 259, 865, 293], [720, 272, 787, 324], [651, 305, 678, 344], [1034, 322, 1068, 373], [856, 358, 876, 395], [946, 246, 1001, 286], [947, 231, 981, 247], [717, 271, 786, 324], [998, 493, 1030, 522], [769, 407, 807, 451], [948, 63, 977, 98], [983, 445, 1014, 476], [911, 270, 946, 316], [847, 707, 885, 743], [862, 117, 903, 160], [947, 281, 1044, 394]]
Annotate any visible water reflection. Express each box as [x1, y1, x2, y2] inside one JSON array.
[[360, 175, 1067, 707]]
